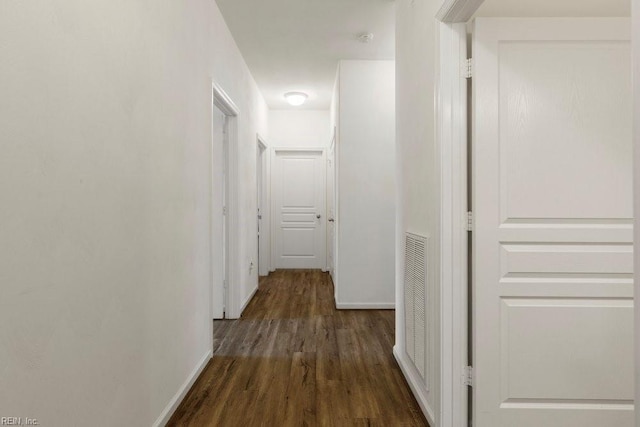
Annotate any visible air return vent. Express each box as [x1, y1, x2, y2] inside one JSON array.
[[404, 232, 428, 384]]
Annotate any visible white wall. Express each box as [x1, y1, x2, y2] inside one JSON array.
[[213, 12, 269, 316], [395, 0, 441, 424], [334, 60, 396, 308], [269, 110, 330, 148], [0, 1, 267, 425]]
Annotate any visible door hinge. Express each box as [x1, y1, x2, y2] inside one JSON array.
[[464, 58, 473, 79], [463, 366, 474, 387], [223, 280, 227, 313], [466, 211, 473, 232], [223, 206, 227, 215]]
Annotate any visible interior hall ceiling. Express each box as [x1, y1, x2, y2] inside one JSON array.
[[216, 0, 396, 110], [474, 0, 630, 17]]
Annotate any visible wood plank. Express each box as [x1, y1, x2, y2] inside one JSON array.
[[167, 269, 428, 426], [282, 352, 316, 426]]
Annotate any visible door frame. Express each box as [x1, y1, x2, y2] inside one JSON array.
[[327, 130, 336, 277], [211, 100, 228, 321], [634, 1, 640, 425], [330, 126, 339, 300], [256, 134, 271, 276], [211, 82, 242, 326], [436, 1, 485, 426], [270, 147, 328, 271]]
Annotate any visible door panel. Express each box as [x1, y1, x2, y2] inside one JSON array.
[[282, 159, 316, 205], [273, 150, 326, 269], [282, 228, 315, 255], [473, 18, 633, 427], [498, 41, 632, 221], [500, 299, 633, 400]]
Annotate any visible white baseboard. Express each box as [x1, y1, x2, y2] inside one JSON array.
[[153, 350, 212, 427], [335, 302, 395, 310], [393, 345, 436, 426], [240, 284, 258, 315]]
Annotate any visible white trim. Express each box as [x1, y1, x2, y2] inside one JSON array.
[[271, 147, 326, 153], [436, 0, 485, 23], [240, 284, 259, 315], [432, 4, 483, 426], [393, 345, 436, 427], [333, 122, 340, 303], [209, 86, 216, 350], [634, 1, 640, 425], [326, 128, 337, 277], [335, 302, 395, 310], [213, 82, 241, 319], [213, 83, 240, 116], [437, 22, 469, 427], [256, 134, 271, 276], [153, 350, 212, 427]]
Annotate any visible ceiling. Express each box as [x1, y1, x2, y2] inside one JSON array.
[[216, 0, 396, 110], [474, 0, 630, 17], [216, 0, 629, 110]]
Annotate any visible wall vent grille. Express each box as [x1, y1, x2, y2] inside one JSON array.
[[404, 232, 429, 384]]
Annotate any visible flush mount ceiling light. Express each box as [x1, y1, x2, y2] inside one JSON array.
[[357, 32, 374, 43], [284, 92, 308, 106]]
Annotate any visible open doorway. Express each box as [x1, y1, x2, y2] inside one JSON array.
[[256, 135, 269, 276], [212, 103, 228, 319], [211, 83, 240, 323]]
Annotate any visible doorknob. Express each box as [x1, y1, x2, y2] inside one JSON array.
[[328, 218, 335, 222], [316, 214, 321, 219]]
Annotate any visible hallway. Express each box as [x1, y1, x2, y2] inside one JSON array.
[[168, 270, 428, 426]]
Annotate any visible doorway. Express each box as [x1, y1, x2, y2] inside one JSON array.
[[211, 83, 240, 321], [271, 148, 327, 269], [256, 136, 269, 276], [211, 104, 228, 319]]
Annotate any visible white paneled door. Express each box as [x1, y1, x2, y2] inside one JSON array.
[[272, 149, 326, 269], [473, 18, 633, 427]]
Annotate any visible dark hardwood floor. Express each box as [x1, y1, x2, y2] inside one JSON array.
[[168, 269, 428, 426]]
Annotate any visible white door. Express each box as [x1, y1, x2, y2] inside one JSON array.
[[272, 149, 326, 269], [473, 18, 633, 427], [212, 105, 228, 319], [327, 135, 336, 277]]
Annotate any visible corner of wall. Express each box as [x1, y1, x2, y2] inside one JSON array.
[[153, 351, 212, 427], [393, 346, 436, 426], [395, 0, 442, 424]]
